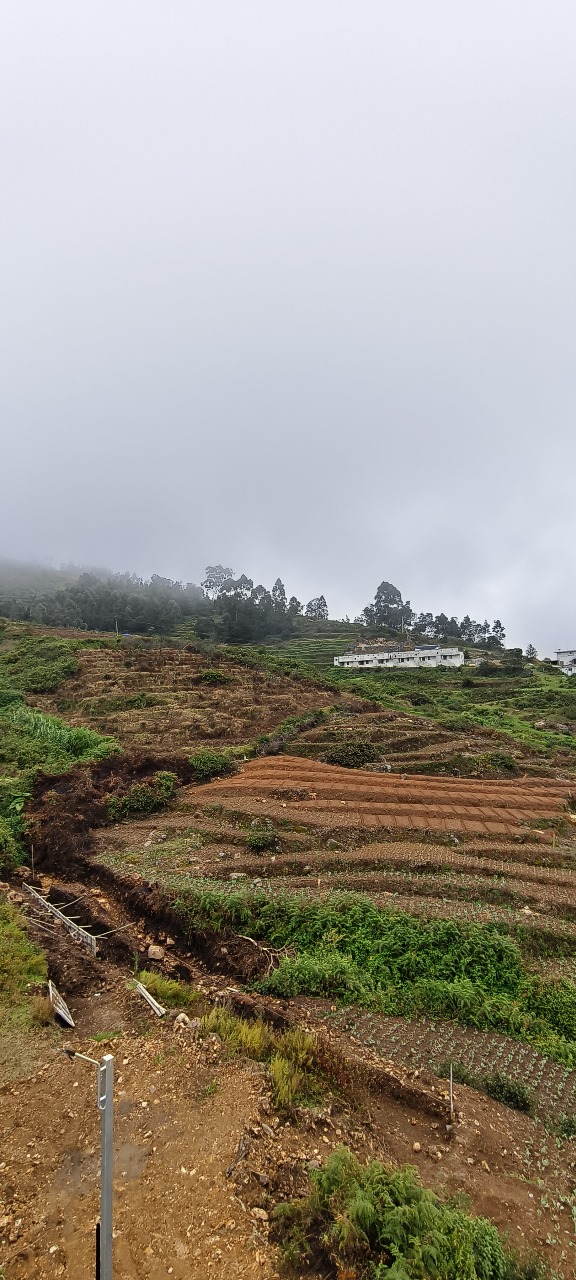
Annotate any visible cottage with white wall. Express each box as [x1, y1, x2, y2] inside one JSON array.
[[334, 645, 464, 670], [556, 650, 576, 676]]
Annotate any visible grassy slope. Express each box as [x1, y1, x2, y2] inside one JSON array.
[[0, 622, 119, 861], [243, 640, 576, 762], [0, 899, 47, 1028]]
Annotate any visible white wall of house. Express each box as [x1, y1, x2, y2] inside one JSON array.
[[333, 646, 464, 670], [556, 650, 576, 676]]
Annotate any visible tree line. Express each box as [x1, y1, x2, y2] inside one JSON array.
[[0, 561, 505, 648], [360, 580, 505, 649]]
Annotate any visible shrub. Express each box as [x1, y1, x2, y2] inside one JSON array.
[[556, 1113, 576, 1139], [107, 771, 178, 820], [275, 1026, 317, 1069], [483, 1071, 532, 1112], [31, 994, 54, 1025], [196, 668, 234, 685], [0, 901, 47, 1015], [438, 1063, 532, 1113], [246, 825, 277, 852], [257, 949, 369, 1000], [273, 1147, 520, 1279], [324, 741, 382, 768], [0, 817, 19, 872], [0, 635, 80, 693], [8, 704, 119, 762], [188, 750, 238, 783], [196, 1004, 320, 1110], [269, 1053, 303, 1110]]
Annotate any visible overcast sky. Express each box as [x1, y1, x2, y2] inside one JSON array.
[[1, 3, 575, 655]]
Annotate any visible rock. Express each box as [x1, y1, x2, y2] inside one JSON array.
[[412, 1142, 421, 1153], [174, 1013, 191, 1028], [481, 1160, 491, 1172], [326, 839, 343, 850], [251, 1208, 269, 1222], [260, 1123, 275, 1139], [147, 944, 164, 961]]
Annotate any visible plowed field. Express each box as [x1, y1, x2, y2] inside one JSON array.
[[95, 754, 576, 954], [190, 755, 573, 841]]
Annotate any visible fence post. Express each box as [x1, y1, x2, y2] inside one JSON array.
[[97, 1054, 114, 1280]]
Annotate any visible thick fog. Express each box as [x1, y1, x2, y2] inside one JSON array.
[[1, 3, 575, 653]]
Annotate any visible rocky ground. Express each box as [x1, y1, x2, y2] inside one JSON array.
[[2, 874, 576, 1278]]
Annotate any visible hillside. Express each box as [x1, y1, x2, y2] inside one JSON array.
[[2, 618, 576, 1278]]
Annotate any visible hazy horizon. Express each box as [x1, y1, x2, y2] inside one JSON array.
[[1, 3, 575, 655]]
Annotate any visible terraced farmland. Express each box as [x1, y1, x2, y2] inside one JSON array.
[[95, 754, 576, 949], [188, 754, 573, 841], [34, 645, 341, 752], [287, 705, 575, 776]]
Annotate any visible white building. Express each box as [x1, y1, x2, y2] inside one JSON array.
[[333, 645, 464, 671], [556, 650, 576, 676]]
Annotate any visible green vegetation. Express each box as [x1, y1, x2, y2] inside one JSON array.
[[173, 886, 576, 1070], [247, 642, 576, 760], [195, 667, 235, 685], [439, 1062, 533, 1113], [136, 969, 200, 1007], [324, 740, 383, 768], [273, 1146, 546, 1279], [246, 823, 278, 852], [0, 818, 19, 873], [188, 749, 238, 783], [254, 707, 331, 753], [107, 770, 178, 820], [199, 1006, 319, 1110], [0, 900, 47, 1028], [0, 632, 81, 694], [0, 627, 119, 861]]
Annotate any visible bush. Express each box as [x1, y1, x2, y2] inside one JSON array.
[[107, 771, 178, 820], [273, 1147, 523, 1279], [0, 635, 80, 693], [257, 949, 369, 1000], [8, 704, 119, 762], [188, 750, 238, 783], [246, 825, 277, 852], [442, 1063, 532, 1113], [0, 817, 19, 872], [483, 1071, 532, 1112], [196, 668, 234, 685], [324, 741, 382, 768], [197, 1005, 320, 1111]]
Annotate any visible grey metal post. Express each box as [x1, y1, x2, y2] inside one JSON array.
[[97, 1054, 114, 1280]]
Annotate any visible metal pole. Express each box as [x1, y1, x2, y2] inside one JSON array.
[[449, 1063, 454, 1121], [97, 1054, 114, 1280]]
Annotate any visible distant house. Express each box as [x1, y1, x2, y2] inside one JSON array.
[[556, 649, 576, 677], [333, 645, 464, 671]]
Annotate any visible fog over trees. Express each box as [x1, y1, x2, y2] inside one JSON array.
[[0, 561, 505, 648]]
